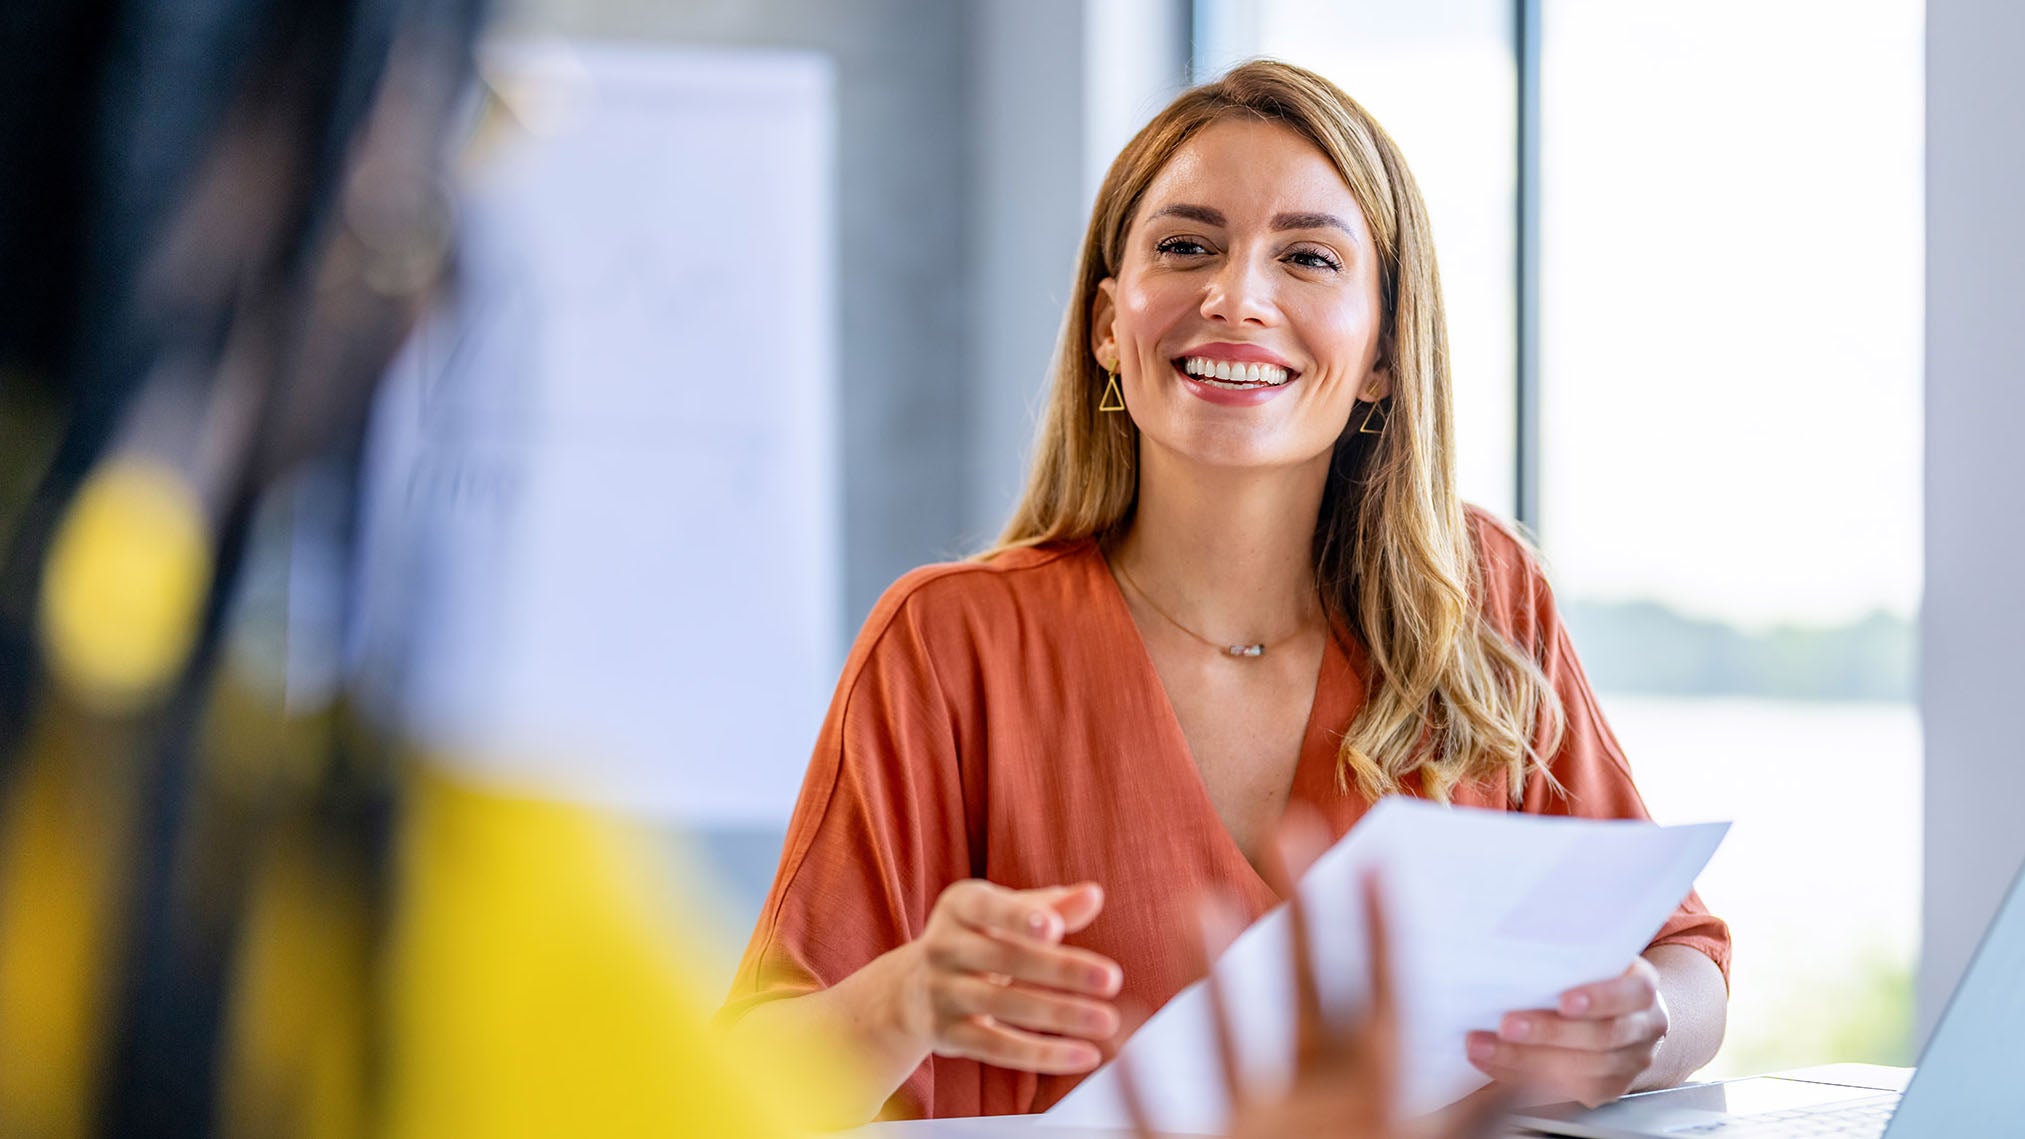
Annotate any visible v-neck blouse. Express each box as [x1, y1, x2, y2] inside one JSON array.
[[723, 510, 1730, 1121]]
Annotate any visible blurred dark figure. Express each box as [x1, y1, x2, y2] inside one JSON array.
[[0, 0, 854, 1130], [0, 0, 476, 1133]]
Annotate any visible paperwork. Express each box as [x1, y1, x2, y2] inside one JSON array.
[[1044, 798, 1727, 1134]]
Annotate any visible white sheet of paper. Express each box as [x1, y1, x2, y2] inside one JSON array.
[[1044, 798, 1728, 1134]]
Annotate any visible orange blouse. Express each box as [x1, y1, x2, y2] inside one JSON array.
[[723, 510, 1730, 1120]]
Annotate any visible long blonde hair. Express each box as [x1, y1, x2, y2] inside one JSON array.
[[989, 60, 1563, 803]]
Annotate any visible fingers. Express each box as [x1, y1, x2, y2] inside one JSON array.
[[1558, 957, 1662, 1020], [1472, 959, 1666, 1107], [1046, 882, 1107, 934], [918, 880, 1127, 1075], [1343, 868, 1401, 1104], [1258, 834, 1328, 1065], [942, 878, 1097, 944], [1358, 868, 1399, 1043], [1466, 1031, 1652, 1108], [937, 1016, 1105, 1074], [1115, 1049, 1156, 1139], [923, 924, 1122, 997], [1468, 1032, 1654, 1078], [1472, 960, 1665, 1108], [1114, 1006, 1157, 1139], [1277, 801, 1335, 867], [1498, 1007, 1665, 1053], [1195, 896, 1247, 1111], [931, 973, 1120, 1040]]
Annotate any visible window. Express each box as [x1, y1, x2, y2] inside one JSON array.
[[1540, 0, 1924, 1074], [1202, 0, 1927, 1076]]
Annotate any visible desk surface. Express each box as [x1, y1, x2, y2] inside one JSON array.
[[847, 1116, 1535, 1138], [849, 1120, 1116, 1138], [842, 1067, 1915, 1138]]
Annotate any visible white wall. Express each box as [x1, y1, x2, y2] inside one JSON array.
[[965, 0, 1189, 543], [966, 0, 1089, 543], [500, 0, 975, 638], [1920, 0, 2025, 1043]]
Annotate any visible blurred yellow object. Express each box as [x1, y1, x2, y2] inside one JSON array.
[[0, 709, 139, 1139], [39, 460, 211, 715], [2, 697, 852, 1138], [217, 819, 373, 1139], [383, 767, 838, 1139]]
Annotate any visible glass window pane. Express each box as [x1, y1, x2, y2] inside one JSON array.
[[1541, 0, 1924, 1075], [1198, 0, 1518, 515]]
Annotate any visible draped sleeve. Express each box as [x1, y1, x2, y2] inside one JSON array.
[[718, 565, 976, 1117]]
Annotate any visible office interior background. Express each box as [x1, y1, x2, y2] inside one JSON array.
[[349, 0, 2022, 1084]]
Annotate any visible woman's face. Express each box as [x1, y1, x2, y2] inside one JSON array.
[[1093, 118, 1390, 472]]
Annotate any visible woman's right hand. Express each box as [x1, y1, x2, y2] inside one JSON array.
[[900, 878, 1125, 1074]]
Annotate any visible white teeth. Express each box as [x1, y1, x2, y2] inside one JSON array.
[[1176, 356, 1293, 386]]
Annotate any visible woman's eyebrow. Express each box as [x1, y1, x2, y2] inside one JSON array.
[[1148, 203, 1226, 226], [1148, 204, 1354, 238], [1271, 211, 1355, 236]]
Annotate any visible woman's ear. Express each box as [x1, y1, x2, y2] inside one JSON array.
[[1089, 278, 1119, 370], [1361, 336, 1394, 402]]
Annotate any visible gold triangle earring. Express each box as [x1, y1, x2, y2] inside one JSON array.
[[1099, 367, 1126, 413], [1358, 398, 1388, 435]]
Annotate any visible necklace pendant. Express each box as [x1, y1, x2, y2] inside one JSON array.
[[1226, 643, 1265, 658]]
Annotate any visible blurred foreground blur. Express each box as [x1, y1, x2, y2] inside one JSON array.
[[0, 1, 835, 1134]]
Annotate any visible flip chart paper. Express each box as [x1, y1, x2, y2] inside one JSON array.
[[350, 44, 837, 823]]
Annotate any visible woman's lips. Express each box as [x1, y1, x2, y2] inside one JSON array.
[[1174, 342, 1299, 371], [1171, 359, 1296, 406], [1174, 353, 1296, 387]]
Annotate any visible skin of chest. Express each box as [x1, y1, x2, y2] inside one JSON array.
[[1135, 621, 1329, 871]]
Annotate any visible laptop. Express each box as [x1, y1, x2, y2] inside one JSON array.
[[1511, 856, 2025, 1138]]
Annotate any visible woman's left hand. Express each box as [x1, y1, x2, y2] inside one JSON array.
[[1465, 955, 1670, 1108]]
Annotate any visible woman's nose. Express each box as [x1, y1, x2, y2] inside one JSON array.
[[1199, 254, 1277, 326]]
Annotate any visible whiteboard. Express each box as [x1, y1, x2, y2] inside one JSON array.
[[352, 43, 838, 824]]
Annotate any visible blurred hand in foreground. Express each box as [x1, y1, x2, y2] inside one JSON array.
[[1114, 823, 1512, 1139]]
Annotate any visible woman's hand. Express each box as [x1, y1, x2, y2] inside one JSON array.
[[901, 878, 1125, 1074], [1466, 956, 1671, 1107], [1115, 834, 1511, 1139]]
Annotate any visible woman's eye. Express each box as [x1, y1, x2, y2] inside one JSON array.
[[1155, 237, 1210, 257], [1287, 247, 1342, 271]]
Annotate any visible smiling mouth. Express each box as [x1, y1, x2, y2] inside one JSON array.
[[1174, 355, 1297, 390]]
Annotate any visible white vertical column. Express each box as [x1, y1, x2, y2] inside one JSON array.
[[1921, 0, 2025, 1043]]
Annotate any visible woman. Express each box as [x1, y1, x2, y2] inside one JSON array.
[[719, 60, 1730, 1127]]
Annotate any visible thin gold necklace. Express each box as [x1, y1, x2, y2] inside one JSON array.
[[1111, 556, 1290, 659]]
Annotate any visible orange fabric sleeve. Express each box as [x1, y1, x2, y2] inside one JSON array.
[[1473, 513, 1734, 986], [718, 568, 972, 1119]]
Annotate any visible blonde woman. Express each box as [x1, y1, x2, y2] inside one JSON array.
[[721, 60, 1729, 1128]]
